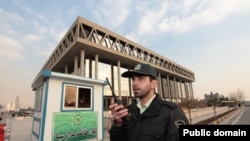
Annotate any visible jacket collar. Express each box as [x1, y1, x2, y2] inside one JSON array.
[[139, 94, 161, 117]]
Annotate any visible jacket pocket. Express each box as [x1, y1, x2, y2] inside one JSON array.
[[141, 125, 165, 140]]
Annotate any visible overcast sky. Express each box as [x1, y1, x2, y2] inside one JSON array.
[[1, 0, 250, 108]]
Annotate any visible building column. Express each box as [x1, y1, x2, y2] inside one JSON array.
[[80, 49, 85, 77], [95, 54, 99, 79], [89, 58, 92, 78], [173, 77, 177, 103], [167, 75, 172, 102], [179, 79, 183, 100], [117, 60, 122, 100], [74, 55, 78, 75], [189, 82, 194, 99], [184, 81, 190, 99], [64, 64, 68, 74], [157, 73, 163, 98], [127, 67, 132, 104], [111, 64, 115, 104]]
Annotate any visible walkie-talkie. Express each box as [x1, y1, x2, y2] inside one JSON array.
[[105, 78, 130, 121]]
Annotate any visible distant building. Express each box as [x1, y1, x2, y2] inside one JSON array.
[[204, 92, 220, 103], [15, 96, 20, 111], [6, 102, 16, 112]]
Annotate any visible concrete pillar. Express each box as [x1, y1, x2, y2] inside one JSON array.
[[95, 54, 99, 79], [166, 75, 172, 102], [157, 73, 163, 98], [89, 58, 92, 78], [117, 60, 122, 100], [80, 49, 85, 77], [179, 79, 183, 100], [127, 68, 132, 104], [111, 64, 115, 103], [74, 55, 78, 75], [189, 82, 194, 99], [173, 77, 177, 102], [184, 81, 190, 99], [65, 64, 68, 74]]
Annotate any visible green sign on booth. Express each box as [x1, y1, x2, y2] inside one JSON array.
[[52, 112, 98, 141]]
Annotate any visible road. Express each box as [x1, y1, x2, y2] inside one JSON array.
[[220, 106, 250, 125]]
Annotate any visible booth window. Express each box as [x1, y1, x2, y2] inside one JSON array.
[[35, 85, 43, 112], [63, 84, 92, 110]]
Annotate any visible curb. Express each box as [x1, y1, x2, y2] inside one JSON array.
[[209, 108, 240, 125]]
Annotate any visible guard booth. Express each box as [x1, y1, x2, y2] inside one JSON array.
[[31, 70, 105, 141]]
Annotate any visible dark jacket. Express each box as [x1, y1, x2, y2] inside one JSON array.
[[109, 94, 189, 141]]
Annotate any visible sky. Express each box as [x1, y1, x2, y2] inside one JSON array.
[[0, 0, 250, 108]]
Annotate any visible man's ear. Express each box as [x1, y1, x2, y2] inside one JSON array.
[[151, 79, 157, 88]]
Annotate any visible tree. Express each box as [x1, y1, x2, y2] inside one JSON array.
[[229, 88, 245, 106], [178, 98, 207, 124], [206, 92, 220, 120]]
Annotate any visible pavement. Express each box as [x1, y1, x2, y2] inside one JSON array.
[[218, 107, 244, 125], [2, 116, 32, 141]]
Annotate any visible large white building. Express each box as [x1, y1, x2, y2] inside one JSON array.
[[32, 16, 195, 107]]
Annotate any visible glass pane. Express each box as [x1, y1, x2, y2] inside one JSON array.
[[64, 85, 77, 108]]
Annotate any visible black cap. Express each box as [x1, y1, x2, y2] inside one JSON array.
[[121, 63, 157, 79]]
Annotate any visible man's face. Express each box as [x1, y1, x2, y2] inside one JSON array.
[[131, 75, 156, 98]]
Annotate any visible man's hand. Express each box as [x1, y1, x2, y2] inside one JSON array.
[[109, 103, 129, 127]]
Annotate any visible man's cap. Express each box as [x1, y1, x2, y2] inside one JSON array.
[[121, 63, 157, 79]]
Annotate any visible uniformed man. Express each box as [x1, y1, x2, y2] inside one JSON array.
[[109, 63, 189, 141]]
